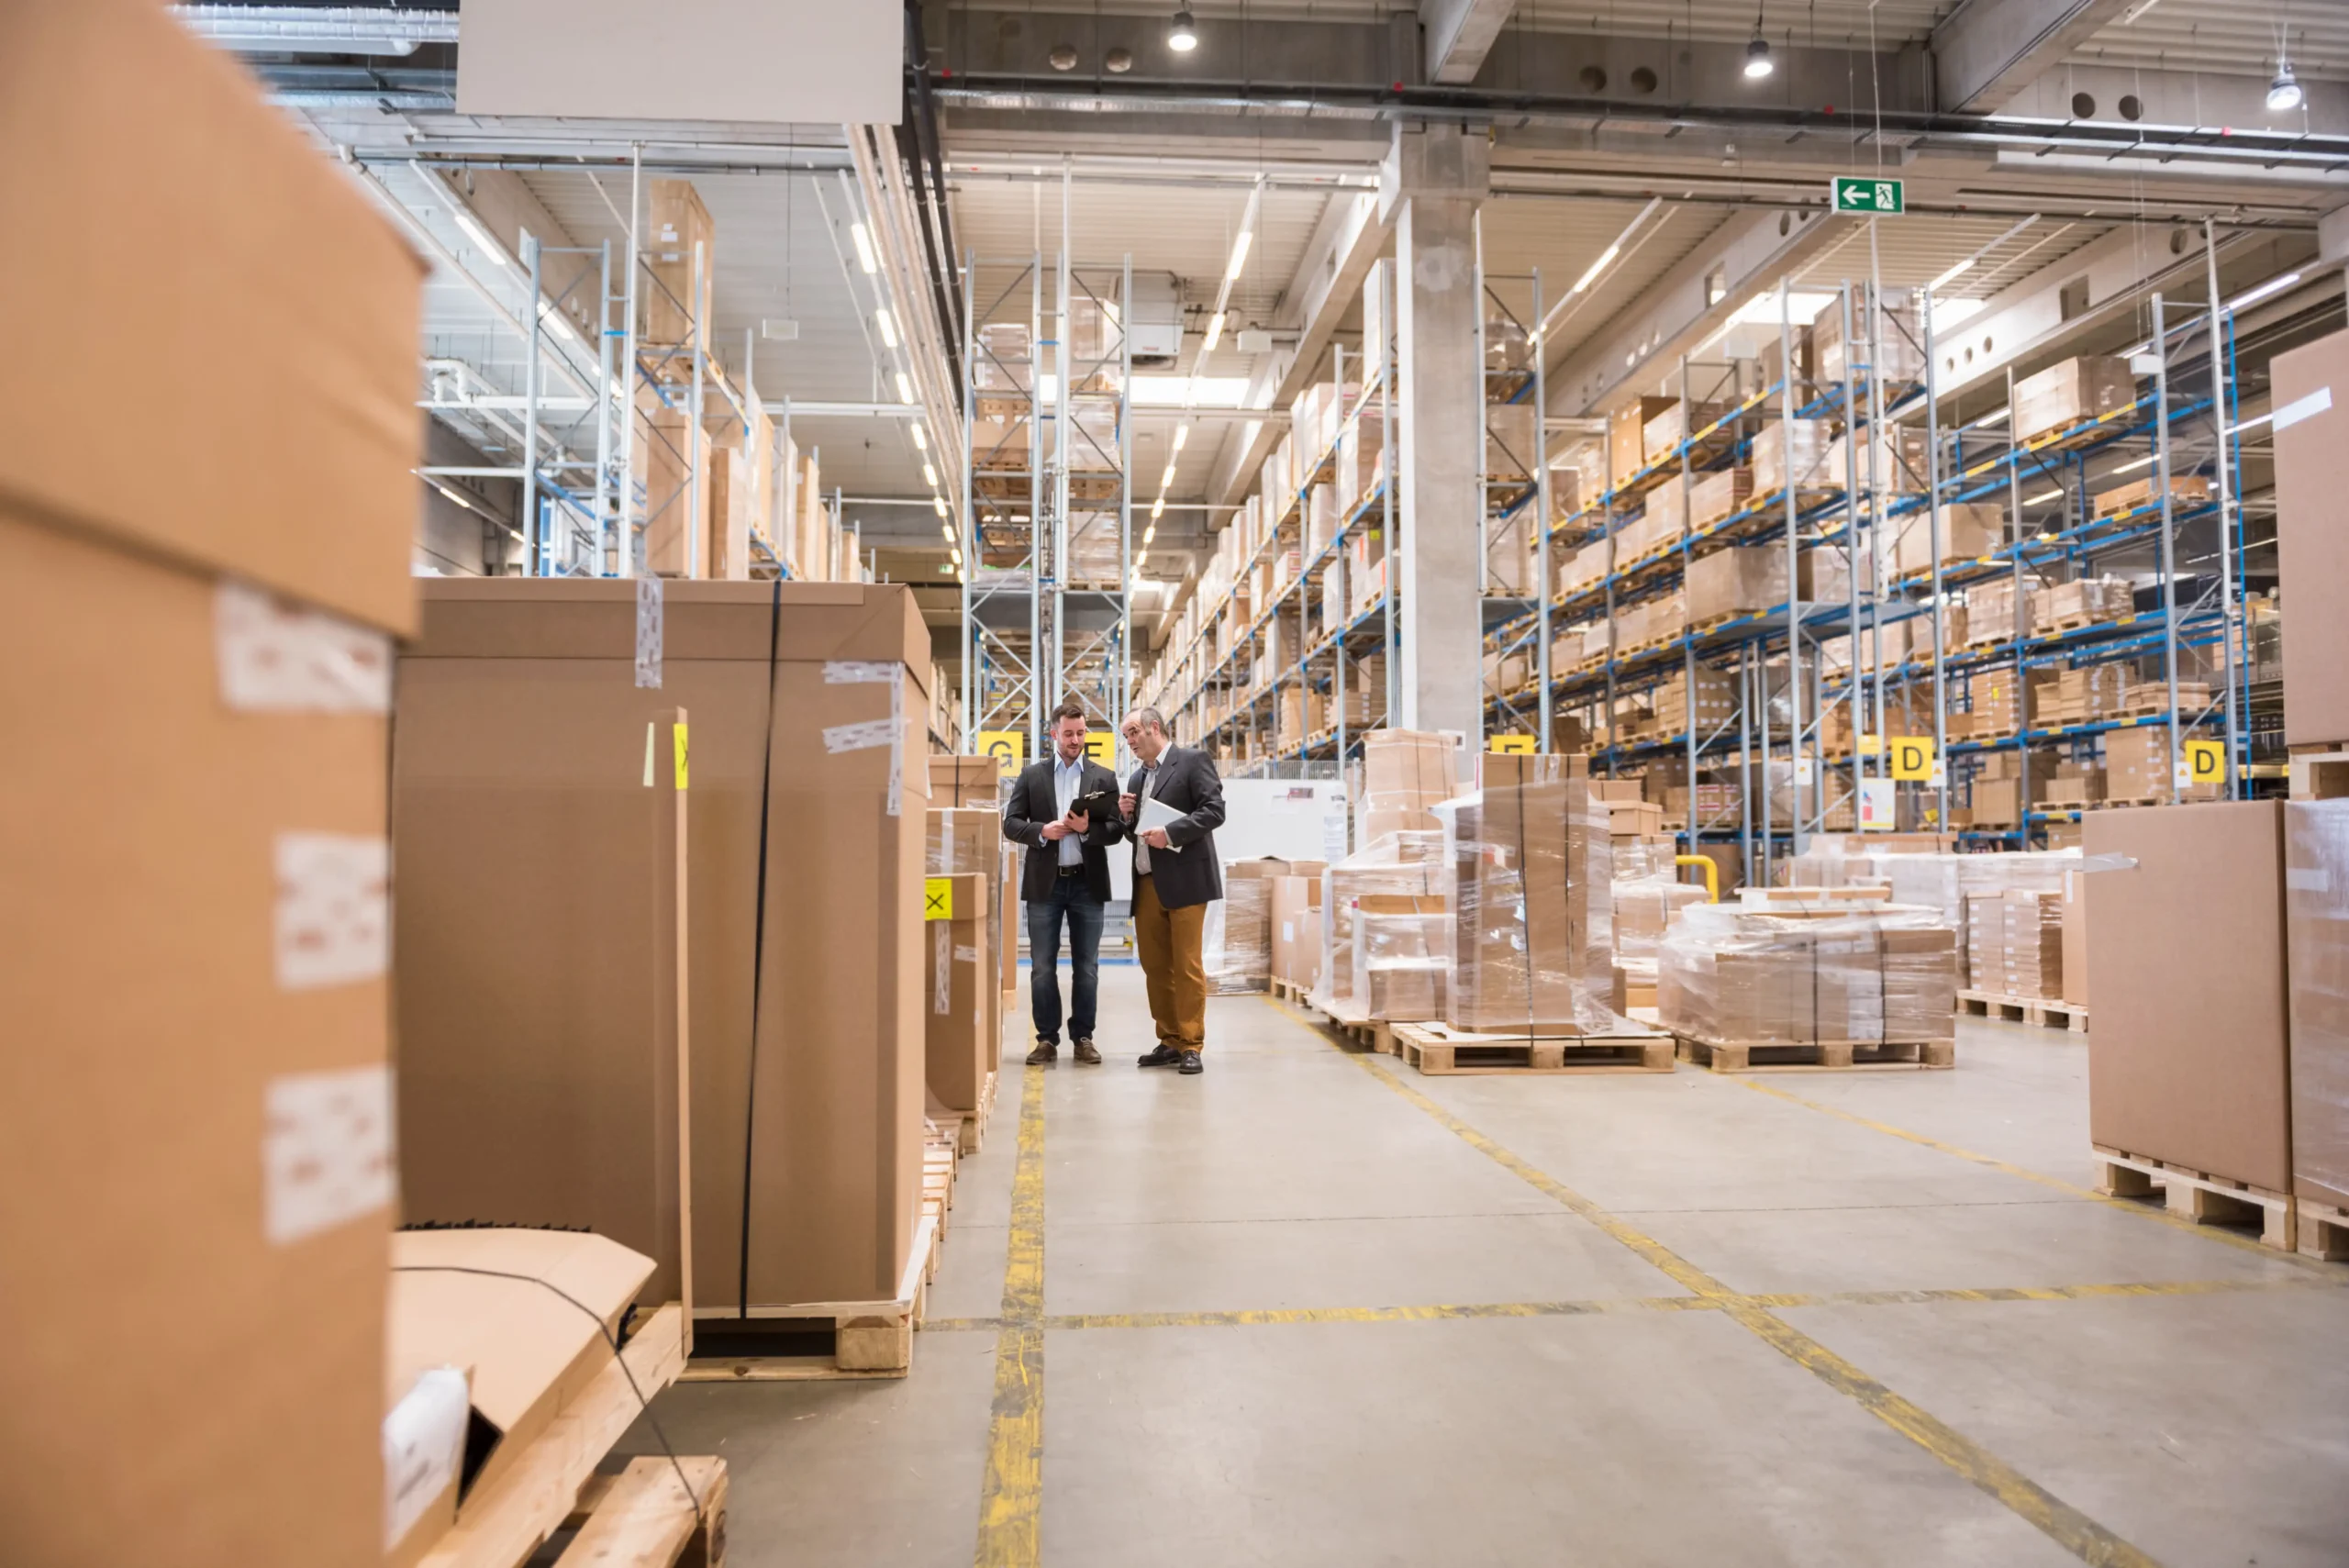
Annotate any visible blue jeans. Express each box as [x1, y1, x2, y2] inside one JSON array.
[[1028, 875, 1106, 1044]]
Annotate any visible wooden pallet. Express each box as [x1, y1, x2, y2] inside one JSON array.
[[1269, 975, 1313, 1006], [556, 1457, 729, 1568], [1313, 993, 1400, 1055], [936, 1070, 998, 1156], [2296, 1197, 2349, 1262], [1957, 989, 2089, 1032], [680, 1212, 937, 1382], [1674, 1035, 1955, 1073], [417, 1306, 689, 1568], [2093, 1146, 2296, 1251], [1394, 1022, 1673, 1075]]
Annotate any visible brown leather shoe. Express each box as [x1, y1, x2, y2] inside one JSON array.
[[1025, 1040, 1058, 1065], [1073, 1038, 1102, 1064]]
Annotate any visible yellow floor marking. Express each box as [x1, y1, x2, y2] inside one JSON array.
[[972, 1066, 1046, 1568], [1302, 1013, 2164, 1568], [1725, 1074, 2326, 1267]]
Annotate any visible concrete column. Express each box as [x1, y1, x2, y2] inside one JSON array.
[[1379, 123, 1487, 739]]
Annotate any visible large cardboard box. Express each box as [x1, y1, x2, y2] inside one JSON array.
[[2086, 803, 2291, 1191], [1686, 546, 1787, 625], [403, 581, 931, 1311], [2012, 355, 2137, 443], [0, 3, 422, 1560], [2284, 802, 2349, 1215], [925, 873, 992, 1116], [393, 705, 694, 1310], [2271, 328, 2349, 748], [1609, 396, 1679, 484], [645, 177, 715, 344], [1272, 874, 1326, 990], [1445, 753, 1593, 1032]]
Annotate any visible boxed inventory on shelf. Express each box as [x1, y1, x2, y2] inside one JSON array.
[[401, 581, 931, 1316], [1609, 395, 1679, 483], [1687, 545, 1786, 624], [0, 0, 424, 1557], [1749, 417, 1837, 495], [2087, 803, 2291, 1194], [2012, 355, 2138, 443], [1642, 399, 1730, 465], [2270, 327, 2349, 748], [1690, 465, 1753, 528], [2092, 472, 2211, 518], [1813, 289, 1925, 385], [1883, 501, 2003, 578], [1272, 873, 1326, 990]]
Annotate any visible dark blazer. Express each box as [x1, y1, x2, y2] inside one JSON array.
[[1004, 755, 1126, 902], [1125, 745, 1226, 910]]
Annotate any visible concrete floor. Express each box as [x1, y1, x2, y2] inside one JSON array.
[[622, 965, 2349, 1567]]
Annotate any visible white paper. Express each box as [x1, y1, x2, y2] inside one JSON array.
[[263, 1064, 395, 1245], [383, 1367, 470, 1550], [216, 581, 392, 713], [1139, 795, 1186, 853], [274, 833, 389, 990]]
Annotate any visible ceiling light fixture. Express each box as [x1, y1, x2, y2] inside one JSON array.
[[451, 208, 511, 270], [1929, 257, 1975, 292], [850, 222, 879, 275], [922, 462, 939, 488], [1161, 462, 1177, 489], [2268, 61, 2303, 113], [1201, 311, 1227, 351], [1173, 423, 1191, 451], [1743, 29, 1774, 80], [2024, 488, 2065, 505], [1152, 497, 1166, 519], [1571, 243, 1622, 296], [2227, 271, 2302, 312], [1168, 6, 1197, 52], [910, 423, 927, 451], [896, 371, 914, 404], [1224, 228, 1252, 284], [874, 308, 899, 349], [2110, 452, 2158, 476], [934, 496, 950, 517]]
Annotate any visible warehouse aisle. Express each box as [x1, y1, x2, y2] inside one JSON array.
[[622, 970, 2349, 1567]]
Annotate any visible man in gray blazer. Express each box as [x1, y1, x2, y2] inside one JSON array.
[[1117, 706, 1225, 1075]]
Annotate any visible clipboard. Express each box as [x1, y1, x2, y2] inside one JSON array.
[[1137, 795, 1186, 853]]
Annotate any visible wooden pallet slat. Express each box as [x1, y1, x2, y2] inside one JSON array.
[[1955, 989, 2089, 1033], [681, 1213, 936, 1383], [1394, 1021, 1673, 1075], [1674, 1035, 1955, 1073], [2093, 1146, 2296, 1251], [2297, 1198, 2349, 1262], [554, 1456, 729, 1568]]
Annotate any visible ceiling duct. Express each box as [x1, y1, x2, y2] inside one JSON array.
[[173, 6, 459, 55]]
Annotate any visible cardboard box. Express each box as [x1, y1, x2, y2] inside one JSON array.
[[1355, 894, 1450, 1021], [1887, 502, 2003, 578], [930, 754, 1004, 808], [0, 3, 422, 1557], [2285, 801, 2349, 1212], [2093, 472, 2211, 517], [1686, 547, 1787, 625], [1748, 417, 1836, 496], [2087, 802, 2291, 1191], [1271, 874, 1325, 989], [2270, 328, 2349, 748], [1444, 754, 1589, 1031], [392, 706, 693, 1309], [404, 581, 931, 1311], [2012, 355, 2137, 442], [925, 873, 991, 1116], [1609, 396, 1679, 484], [645, 177, 715, 344], [929, 809, 1003, 1087], [2061, 864, 2088, 1007]]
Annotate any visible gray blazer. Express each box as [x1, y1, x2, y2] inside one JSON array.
[[1125, 745, 1226, 909]]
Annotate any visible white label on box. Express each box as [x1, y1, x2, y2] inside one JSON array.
[[1283, 919, 1296, 943], [383, 1367, 470, 1550], [823, 661, 899, 684], [824, 717, 898, 754], [215, 581, 392, 713], [2274, 384, 2332, 434], [275, 833, 389, 989], [934, 924, 952, 1014], [2288, 865, 2331, 895], [955, 944, 979, 962], [263, 1063, 394, 1246], [634, 576, 663, 689]]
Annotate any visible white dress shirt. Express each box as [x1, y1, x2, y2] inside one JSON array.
[[1133, 755, 1162, 875], [1052, 754, 1085, 867]]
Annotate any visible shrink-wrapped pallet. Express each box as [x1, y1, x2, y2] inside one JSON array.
[[1659, 902, 1957, 1047]]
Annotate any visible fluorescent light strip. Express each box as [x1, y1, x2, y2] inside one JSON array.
[[2109, 452, 2158, 475], [1929, 257, 1974, 292], [2227, 272, 2301, 312], [1173, 424, 1190, 452], [1201, 312, 1226, 351], [896, 371, 914, 403], [910, 423, 927, 451], [874, 308, 899, 349], [451, 208, 510, 271], [850, 222, 879, 275], [1224, 228, 1252, 284], [2024, 488, 2065, 505]]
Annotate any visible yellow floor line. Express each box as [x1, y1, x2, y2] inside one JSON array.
[[1319, 1028, 2164, 1568], [972, 1066, 1046, 1568], [1724, 1074, 2325, 1267]]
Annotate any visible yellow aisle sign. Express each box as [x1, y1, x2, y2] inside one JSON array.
[[1857, 733, 1884, 757], [923, 877, 954, 920], [1489, 734, 1536, 755], [1084, 732, 1118, 764], [977, 729, 1026, 776], [1890, 736, 1936, 781], [2186, 738, 2225, 784]]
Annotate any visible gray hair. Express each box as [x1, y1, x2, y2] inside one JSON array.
[[1126, 706, 1170, 739]]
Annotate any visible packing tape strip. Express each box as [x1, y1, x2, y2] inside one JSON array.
[[2275, 384, 2332, 434], [934, 923, 952, 1014], [822, 661, 905, 816], [634, 576, 664, 689]]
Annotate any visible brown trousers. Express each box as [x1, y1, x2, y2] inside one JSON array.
[[1131, 873, 1208, 1050]]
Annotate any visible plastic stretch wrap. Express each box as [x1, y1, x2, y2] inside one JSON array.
[[1312, 829, 1445, 1017], [1202, 874, 1273, 994], [1965, 888, 2063, 1000], [1878, 851, 2076, 988], [1659, 902, 1958, 1046], [1616, 873, 1707, 962], [1352, 896, 1450, 1020], [1357, 728, 1464, 845], [2285, 801, 2349, 1214], [1441, 754, 1625, 1034]]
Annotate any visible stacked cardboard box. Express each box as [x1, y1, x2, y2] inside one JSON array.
[[1271, 873, 1328, 991], [1609, 396, 1680, 483], [1354, 895, 1452, 1019], [2087, 804, 2291, 1195], [2012, 356, 2137, 443], [2105, 724, 2221, 804], [1965, 890, 2064, 999], [1877, 850, 2074, 988], [1687, 546, 1787, 624], [1690, 466, 1753, 528], [2272, 328, 2349, 748], [1653, 666, 1739, 733], [928, 797, 1005, 1106], [1814, 290, 1925, 384], [2092, 472, 2210, 518], [0, 1, 424, 1554], [1442, 754, 1611, 1033], [1659, 904, 1956, 1046], [1825, 422, 1930, 495], [401, 582, 931, 1318], [2036, 576, 2132, 628], [1964, 578, 2032, 646], [1317, 831, 1446, 1015], [1643, 401, 1731, 465], [1359, 728, 1462, 842], [2284, 802, 2349, 1248], [1208, 861, 1282, 994], [1750, 417, 1837, 495], [1884, 502, 2003, 578], [924, 872, 992, 1122]]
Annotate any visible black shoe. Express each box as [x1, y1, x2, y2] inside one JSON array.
[[1073, 1038, 1102, 1064], [1026, 1040, 1058, 1065], [1137, 1044, 1183, 1068], [1178, 1050, 1204, 1075]]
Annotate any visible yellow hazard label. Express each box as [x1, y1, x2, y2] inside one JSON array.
[[924, 877, 954, 920], [673, 722, 689, 790]]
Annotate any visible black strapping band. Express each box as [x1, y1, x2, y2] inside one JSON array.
[[737, 580, 784, 1318]]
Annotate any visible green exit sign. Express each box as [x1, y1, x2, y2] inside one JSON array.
[[1831, 176, 1905, 215]]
